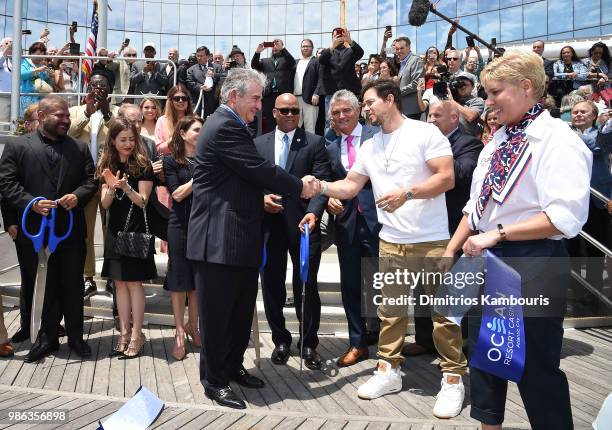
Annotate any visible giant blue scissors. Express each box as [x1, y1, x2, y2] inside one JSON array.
[[299, 226, 309, 375], [21, 196, 73, 342]]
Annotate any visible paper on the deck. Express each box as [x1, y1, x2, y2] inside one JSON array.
[[98, 386, 164, 430]]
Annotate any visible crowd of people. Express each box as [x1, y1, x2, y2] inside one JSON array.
[[0, 24, 610, 430]]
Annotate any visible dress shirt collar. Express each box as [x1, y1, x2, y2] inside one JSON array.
[[341, 122, 362, 145], [220, 104, 248, 127], [493, 108, 552, 145], [275, 127, 297, 144], [445, 126, 459, 139]]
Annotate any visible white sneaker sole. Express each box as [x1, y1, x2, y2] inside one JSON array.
[[432, 409, 461, 419], [357, 385, 402, 400]]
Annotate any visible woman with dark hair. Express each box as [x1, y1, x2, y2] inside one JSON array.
[[155, 83, 193, 252], [480, 109, 499, 145], [99, 118, 156, 359], [424, 46, 442, 89], [139, 97, 162, 141], [163, 115, 204, 360], [553, 45, 588, 91], [379, 59, 399, 84], [361, 54, 382, 84], [20, 42, 53, 117], [583, 41, 610, 91]]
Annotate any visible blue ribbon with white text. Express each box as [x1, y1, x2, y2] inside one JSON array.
[[470, 250, 526, 383]]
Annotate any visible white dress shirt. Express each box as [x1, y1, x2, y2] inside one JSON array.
[[463, 110, 592, 239], [274, 127, 297, 166], [340, 122, 362, 170], [293, 56, 311, 96]]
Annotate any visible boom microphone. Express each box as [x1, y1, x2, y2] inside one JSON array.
[[408, 0, 432, 26]]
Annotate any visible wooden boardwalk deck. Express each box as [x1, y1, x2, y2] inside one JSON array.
[[0, 308, 609, 429]]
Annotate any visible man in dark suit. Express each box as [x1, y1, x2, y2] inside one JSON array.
[[186, 69, 319, 409], [318, 28, 364, 115], [254, 93, 331, 369], [325, 90, 381, 366], [129, 42, 168, 103], [293, 39, 321, 134], [0, 95, 97, 362], [251, 39, 296, 133], [532, 40, 554, 79], [401, 100, 483, 357], [186, 46, 223, 118], [162, 47, 180, 95]]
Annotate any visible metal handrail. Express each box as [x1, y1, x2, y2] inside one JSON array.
[[591, 187, 610, 205]]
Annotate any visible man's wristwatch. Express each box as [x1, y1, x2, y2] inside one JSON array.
[[320, 180, 329, 196], [404, 190, 414, 201], [103, 111, 113, 121]]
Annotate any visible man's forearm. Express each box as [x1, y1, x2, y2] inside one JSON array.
[[410, 172, 454, 199], [453, 101, 479, 123], [325, 178, 361, 200]]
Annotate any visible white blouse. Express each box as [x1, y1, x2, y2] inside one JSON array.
[[463, 110, 592, 239]]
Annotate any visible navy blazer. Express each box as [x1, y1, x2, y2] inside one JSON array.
[[326, 124, 381, 245], [445, 126, 483, 235], [301, 57, 322, 105], [186, 106, 303, 268], [255, 127, 331, 241]]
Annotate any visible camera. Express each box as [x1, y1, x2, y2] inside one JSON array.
[[228, 60, 238, 69], [432, 64, 467, 100]]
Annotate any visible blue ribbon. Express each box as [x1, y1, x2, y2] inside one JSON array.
[[470, 250, 526, 383], [300, 227, 309, 283]]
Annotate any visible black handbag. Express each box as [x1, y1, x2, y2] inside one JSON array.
[[114, 201, 155, 259]]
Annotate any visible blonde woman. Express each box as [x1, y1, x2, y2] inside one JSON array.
[[443, 50, 591, 430], [139, 97, 162, 141]]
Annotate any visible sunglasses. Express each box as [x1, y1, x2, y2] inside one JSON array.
[[172, 96, 189, 102], [276, 107, 300, 116], [124, 53, 137, 57], [446, 57, 459, 61]]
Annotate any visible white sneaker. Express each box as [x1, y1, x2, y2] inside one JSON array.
[[357, 360, 402, 399], [433, 373, 465, 418]]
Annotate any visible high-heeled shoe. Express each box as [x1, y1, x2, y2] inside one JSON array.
[[110, 333, 130, 357], [123, 333, 146, 359], [184, 322, 202, 349], [172, 332, 186, 361]]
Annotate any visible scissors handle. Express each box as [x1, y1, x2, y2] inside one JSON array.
[[21, 196, 74, 253], [21, 197, 47, 253]]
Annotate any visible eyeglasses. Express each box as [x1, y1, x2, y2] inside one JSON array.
[[276, 107, 300, 116], [124, 53, 137, 57], [172, 96, 189, 102], [446, 57, 459, 61], [301, 45, 313, 49]]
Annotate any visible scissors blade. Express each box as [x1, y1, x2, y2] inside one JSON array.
[[30, 249, 51, 343]]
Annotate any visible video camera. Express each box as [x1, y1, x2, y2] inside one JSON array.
[[432, 64, 470, 100]]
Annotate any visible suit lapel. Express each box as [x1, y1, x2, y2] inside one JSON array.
[[262, 133, 275, 163], [333, 136, 347, 176], [27, 133, 53, 181], [285, 128, 305, 173]]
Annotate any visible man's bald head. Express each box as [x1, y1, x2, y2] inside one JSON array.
[[273, 93, 299, 133], [38, 95, 70, 139], [38, 95, 69, 113], [427, 100, 459, 135]]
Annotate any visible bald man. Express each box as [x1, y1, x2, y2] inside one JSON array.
[[254, 93, 331, 369], [0, 95, 97, 362]]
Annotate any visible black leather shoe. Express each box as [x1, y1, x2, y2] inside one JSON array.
[[271, 343, 290, 365], [68, 340, 91, 358], [25, 339, 59, 363], [11, 327, 29, 343], [204, 385, 246, 409], [57, 325, 66, 338], [302, 347, 322, 370], [84, 278, 97, 297], [231, 366, 264, 389]]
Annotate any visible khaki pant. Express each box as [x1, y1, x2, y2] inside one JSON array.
[[377, 239, 467, 375], [297, 97, 319, 134], [84, 191, 106, 278]]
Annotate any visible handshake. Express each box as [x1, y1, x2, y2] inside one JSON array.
[[300, 175, 323, 199]]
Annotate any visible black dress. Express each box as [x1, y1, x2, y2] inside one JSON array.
[[101, 164, 157, 281], [163, 155, 196, 292]]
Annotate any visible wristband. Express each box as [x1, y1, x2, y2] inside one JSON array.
[[497, 223, 507, 242], [320, 180, 329, 196]]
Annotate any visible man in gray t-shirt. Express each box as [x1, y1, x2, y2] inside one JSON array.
[[447, 71, 484, 137]]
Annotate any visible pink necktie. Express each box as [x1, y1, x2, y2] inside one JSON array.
[[346, 135, 356, 168], [345, 135, 362, 213]]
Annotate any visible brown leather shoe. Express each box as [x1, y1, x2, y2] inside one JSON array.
[[338, 347, 368, 367], [0, 342, 14, 357]]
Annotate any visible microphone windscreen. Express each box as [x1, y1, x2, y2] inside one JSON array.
[[408, 0, 431, 26]]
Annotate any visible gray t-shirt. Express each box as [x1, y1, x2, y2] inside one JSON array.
[[459, 96, 485, 137]]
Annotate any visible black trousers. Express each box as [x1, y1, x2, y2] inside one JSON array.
[[14, 236, 36, 332], [16, 232, 86, 343], [261, 217, 322, 349], [194, 261, 259, 388], [468, 239, 573, 429]]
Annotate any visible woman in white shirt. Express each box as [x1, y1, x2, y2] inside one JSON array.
[[443, 50, 591, 430]]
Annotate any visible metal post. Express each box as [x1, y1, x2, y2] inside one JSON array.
[[98, 0, 108, 49], [10, 0, 23, 131], [340, 0, 346, 28]]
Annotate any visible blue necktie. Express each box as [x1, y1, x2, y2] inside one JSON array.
[[279, 134, 290, 169]]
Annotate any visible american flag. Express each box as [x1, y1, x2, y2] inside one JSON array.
[[81, 0, 98, 87]]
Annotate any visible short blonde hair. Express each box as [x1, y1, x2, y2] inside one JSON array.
[[480, 50, 545, 102]]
